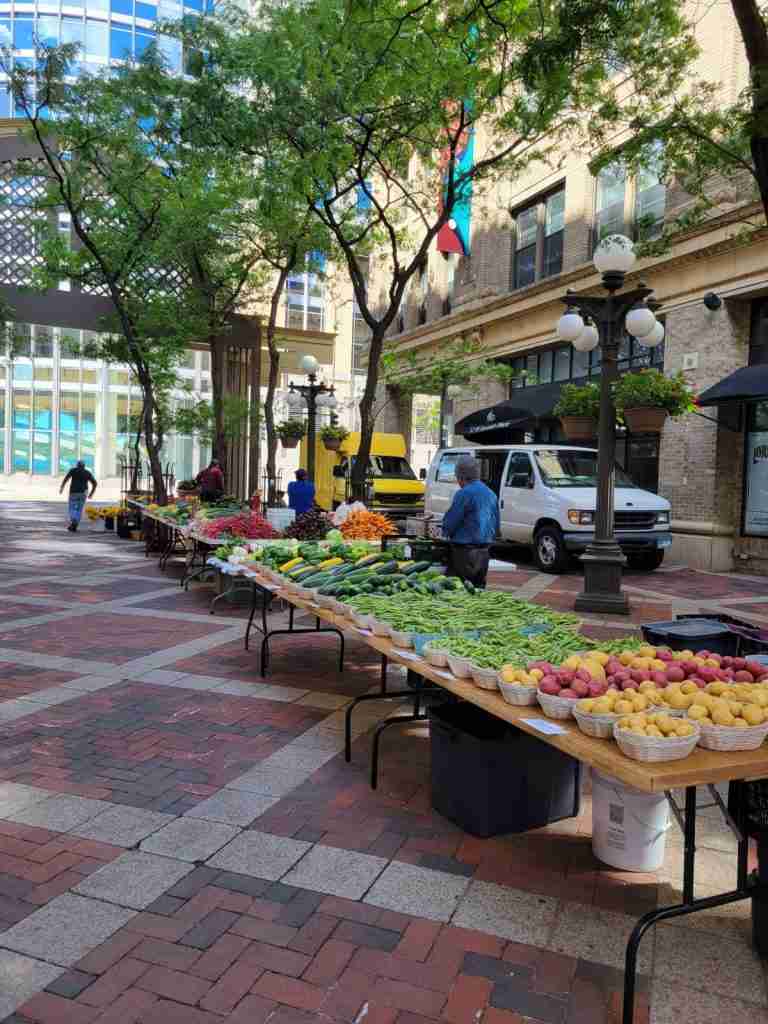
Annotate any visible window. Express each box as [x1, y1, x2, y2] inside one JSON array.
[[110, 27, 132, 59], [512, 187, 565, 290], [744, 401, 768, 536], [436, 452, 461, 482], [505, 453, 533, 487], [61, 17, 85, 46], [594, 150, 666, 246], [85, 21, 109, 59], [37, 17, 59, 46], [284, 256, 325, 332], [136, 1, 157, 17], [135, 30, 155, 58], [443, 252, 458, 314], [352, 297, 370, 375], [13, 18, 34, 49]]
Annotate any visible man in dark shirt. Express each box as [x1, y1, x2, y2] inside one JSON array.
[[59, 460, 97, 532], [195, 459, 225, 502]]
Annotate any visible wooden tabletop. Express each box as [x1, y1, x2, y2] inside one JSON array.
[[242, 569, 768, 794]]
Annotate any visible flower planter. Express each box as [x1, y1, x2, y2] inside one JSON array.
[[622, 407, 668, 434], [560, 415, 597, 442], [323, 438, 342, 451], [280, 436, 301, 449]]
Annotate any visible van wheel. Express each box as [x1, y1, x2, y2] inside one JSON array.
[[627, 550, 665, 571], [533, 527, 567, 573]]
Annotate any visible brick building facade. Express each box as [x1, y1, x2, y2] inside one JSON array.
[[376, 2, 768, 575]]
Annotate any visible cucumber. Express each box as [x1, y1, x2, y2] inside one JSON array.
[[372, 560, 399, 575], [463, 579, 476, 594], [402, 561, 431, 576], [355, 554, 383, 567]]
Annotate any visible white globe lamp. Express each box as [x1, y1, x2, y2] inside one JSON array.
[[556, 308, 584, 342], [286, 388, 303, 412], [325, 391, 338, 410], [300, 354, 319, 375], [572, 323, 599, 352], [593, 234, 636, 276], [639, 320, 665, 347], [625, 304, 657, 339]]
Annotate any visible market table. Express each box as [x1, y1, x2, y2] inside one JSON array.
[[236, 565, 766, 1024]]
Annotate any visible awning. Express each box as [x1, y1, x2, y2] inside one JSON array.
[[697, 364, 768, 406], [454, 382, 562, 444]]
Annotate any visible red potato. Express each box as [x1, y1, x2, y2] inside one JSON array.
[[588, 681, 607, 697], [559, 688, 579, 700], [746, 662, 765, 678], [698, 668, 717, 683], [656, 649, 674, 662], [732, 658, 747, 671], [540, 675, 560, 690], [651, 671, 668, 685], [571, 680, 590, 698], [689, 677, 707, 689], [723, 668, 735, 679], [620, 678, 639, 691], [531, 661, 556, 674], [734, 671, 755, 683], [698, 650, 711, 659], [666, 667, 685, 683], [714, 668, 729, 681], [682, 660, 700, 676], [539, 679, 561, 696], [722, 656, 734, 668], [606, 659, 623, 675], [574, 668, 592, 684], [557, 670, 575, 685], [630, 669, 650, 684]]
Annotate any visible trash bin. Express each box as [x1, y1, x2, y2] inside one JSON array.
[[641, 617, 742, 656], [428, 702, 581, 838]]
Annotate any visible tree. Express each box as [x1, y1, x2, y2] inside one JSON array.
[[184, 0, 695, 496], [3, 44, 206, 501], [382, 334, 518, 445]]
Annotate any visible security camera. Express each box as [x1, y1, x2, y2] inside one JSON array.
[[703, 292, 722, 311]]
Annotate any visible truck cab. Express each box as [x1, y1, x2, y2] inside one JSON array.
[[425, 444, 671, 573], [305, 432, 425, 517]]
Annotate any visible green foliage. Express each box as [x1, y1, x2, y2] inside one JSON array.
[[276, 419, 307, 441], [174, 396, 253, 443], [612, 370, 695, 417], [553, 382, 601, 419], [382, 336, 519, 395], [320, 424, 349, 442]]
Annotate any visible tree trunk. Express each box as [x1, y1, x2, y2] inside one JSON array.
[[350, 327, 385, 500], [265, 268, 290, 504], [210, 337, 227, 469], [138, 373, 167, 504], [130, 405, 143, 492], [730, 0, 768, 215]]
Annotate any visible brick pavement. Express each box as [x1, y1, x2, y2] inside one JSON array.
[[0, 502, 766, 1023]]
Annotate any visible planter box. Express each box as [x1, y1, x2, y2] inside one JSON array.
[[280, 437, 301, 449], [323, 438, 342, 451], [560, 415, 597, 442], [622, 407, 668, 433]]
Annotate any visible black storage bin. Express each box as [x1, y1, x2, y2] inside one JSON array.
[[428, 702, 581, 838], [116, 513, 138, 539], [641, 617, 741, 656]]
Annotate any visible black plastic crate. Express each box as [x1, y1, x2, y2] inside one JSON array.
[[641, 618, 741, 656], [428, 702, 581, 838], [737, 632, 768, 658]]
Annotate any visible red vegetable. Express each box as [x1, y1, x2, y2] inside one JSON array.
[[199, 512, 279, 540]]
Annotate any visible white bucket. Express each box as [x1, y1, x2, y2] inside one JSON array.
[[591, 770, 670, 872]]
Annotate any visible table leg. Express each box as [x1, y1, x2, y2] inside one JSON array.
[[245, 584, 259, 651]]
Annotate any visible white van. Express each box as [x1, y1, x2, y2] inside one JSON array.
[[425, 445, 672, 573]]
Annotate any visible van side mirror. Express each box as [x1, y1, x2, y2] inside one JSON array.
[[419, 468, 427, 480]]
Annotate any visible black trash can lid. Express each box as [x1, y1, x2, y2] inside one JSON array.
[[644, 619, 734, 639]]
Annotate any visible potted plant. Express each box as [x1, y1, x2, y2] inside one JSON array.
[[613, 369, 695, 433], [553, 382, 600, 441], [176, 479, 198, 496], [277, 419, 307, 449], [321, 424, 349, 451]]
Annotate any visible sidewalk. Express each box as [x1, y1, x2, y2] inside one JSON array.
[[0, 501, 766, 1024]]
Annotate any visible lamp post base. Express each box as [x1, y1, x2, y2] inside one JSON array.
[[574, 546, 630, 616]]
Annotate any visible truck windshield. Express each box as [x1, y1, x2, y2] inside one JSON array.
[[534, 450, 639, 488], [351, 456, 416, 479]]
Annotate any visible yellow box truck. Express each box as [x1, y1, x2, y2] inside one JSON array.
[[300, 432, 425, 516]]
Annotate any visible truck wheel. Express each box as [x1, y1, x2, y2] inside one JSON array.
[[533, 527, 567, 573], [627, 550, 665, 571]]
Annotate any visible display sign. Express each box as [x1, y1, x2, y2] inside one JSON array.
[[745, 429, 768, 535]]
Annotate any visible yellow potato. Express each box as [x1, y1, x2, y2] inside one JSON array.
[[669, 692, 692, 710], [628, 713, 648, 728], [638, 645, 657, 659], [589, 651, 610, 666], [728, 702, 744, 717], [650, 659, 667, 671], [619, 652, 635, 666], [529, 668, 544, 681], [646, 690, 665, 706], [688, 704, 709, 721], [592, 697, 613, 714], [629, 725, 648, 736], [744, 705, 765, 726], [712, 706, 736, 727], [578, 698, 596, 712], [681, 681, 699, 695], [645, 725, 663, 738], [617, 716, 633, 729], [582, 660, 606, 682], [638, 681, 657, 694], [692, 692, 713, 708], [703, 658, 721, 668], [631, 694, 649, 712], [732, 718, 749, 729], [614, 699, 634, 715], [706, 682, 727, 697], [563, 655, 582, 671], [675, 722, 695, 737]]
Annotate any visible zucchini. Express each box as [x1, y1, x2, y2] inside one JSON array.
[[463, 579, 476, 594], [402, 561, 431, 576], [355, 554, 383, 567], [372, 560, 399, 575]]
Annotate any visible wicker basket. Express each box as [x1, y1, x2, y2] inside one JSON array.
[[470, 665, 499, 691], [573, 706, 622, 739], [613, 721, 700, 762], [349, 610, 368, 628], [315, 594, 336, 610], [446, 654, 473, 679], [370, 618, 391, 638], [390, 629, 414, 649], [536, 690, 577, 720], [424, 643, 449, 668], [498, 679, 538, 706], [695, 720, 768, 752]]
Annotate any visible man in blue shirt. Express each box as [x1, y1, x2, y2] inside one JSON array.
[[287, 468, 315, 516], [442, 455, 499, 588]]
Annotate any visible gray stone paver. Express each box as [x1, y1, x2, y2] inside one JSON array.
[[0, 893, 135, 966], [7, 794, 111, 832], [0, 782, 50, 818], [184, 790, 278, 827], [283, 844, 388, 899], [0, 951, 63, 1020], [365, 861, 471, 923], [73, 805, 176, 847], [454, 879, 559, 945], [139, 817, 240, 862], [74, 851, 193, 909], [206, 830, 311, 880]]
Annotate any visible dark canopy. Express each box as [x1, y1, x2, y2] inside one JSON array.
[[697, 365, 768, 406], [454, 383, 562, 444]]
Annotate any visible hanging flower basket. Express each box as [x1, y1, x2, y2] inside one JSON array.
[[559, 416, 598, 442], [281, 436, 301, 449], [621, 407, 668, 434], [321, 425, 349, 451], [276, 419, 307, 449], [323, 437, 342, 451]]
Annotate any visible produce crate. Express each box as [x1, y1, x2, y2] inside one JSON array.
[[116, 513, 138, 539], [641, 617, 742, 656], [429, 702, 581, 838]]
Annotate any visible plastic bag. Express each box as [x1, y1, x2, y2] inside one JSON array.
[[332, 500, 367, 526]]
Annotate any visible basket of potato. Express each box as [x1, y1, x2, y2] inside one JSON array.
[[498, 665, 542, 706], [574, 689, 658, 738], [614, 712, 700, 762], [686, 690, 768, 751]]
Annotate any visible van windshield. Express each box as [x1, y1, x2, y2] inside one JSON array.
[[351, 456, 416, 479], [534, 450, 638, 488]]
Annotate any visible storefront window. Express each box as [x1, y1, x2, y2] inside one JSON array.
[[744, 401, 768, 536]]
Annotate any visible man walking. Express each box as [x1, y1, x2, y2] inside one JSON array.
[[442, 454, 499, 588], [59, 459, 97, 532]]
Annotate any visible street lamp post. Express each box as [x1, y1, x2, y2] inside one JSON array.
[[286, 354, 337, 484], [555, 235, 664, 616]]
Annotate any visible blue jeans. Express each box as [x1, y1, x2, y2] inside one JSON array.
[[68, 492, 87, 524]]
